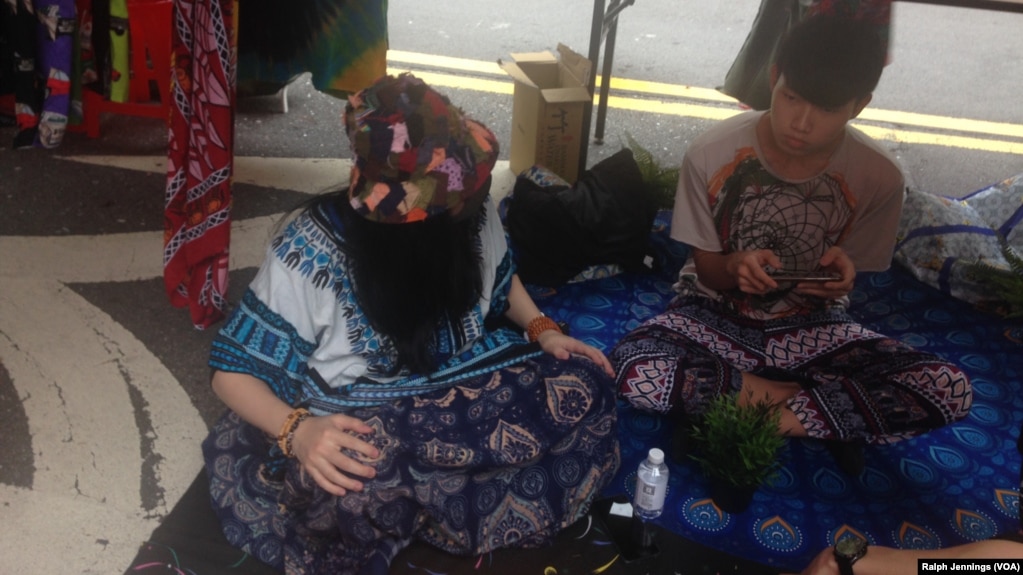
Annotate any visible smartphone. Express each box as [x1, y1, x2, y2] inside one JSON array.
[[768, 271, 841, 282]]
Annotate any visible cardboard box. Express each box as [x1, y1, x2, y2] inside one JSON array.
[[500, 43, 593, 183]]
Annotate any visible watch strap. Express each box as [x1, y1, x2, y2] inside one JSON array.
[[835, 553, 854, 575], [834, 540, 866, 575]]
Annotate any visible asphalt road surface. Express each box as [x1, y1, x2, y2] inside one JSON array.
[[383, 0, 1023, 197]]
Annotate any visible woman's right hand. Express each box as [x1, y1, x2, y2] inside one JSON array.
[[537, 330, 615, 377], [289, 413, 380, 497]]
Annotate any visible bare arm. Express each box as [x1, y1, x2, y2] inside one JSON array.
[[504, 274, 614, 376], [211, 370, 380, 496], [211, 370, 296, 437], [792, 539, 1023, 575], [503, 274, 546, 330]]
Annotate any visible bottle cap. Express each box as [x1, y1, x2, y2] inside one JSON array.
[[648, 448, 665, 465]]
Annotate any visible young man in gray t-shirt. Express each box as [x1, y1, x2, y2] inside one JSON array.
[[611, 16, 972, 474]]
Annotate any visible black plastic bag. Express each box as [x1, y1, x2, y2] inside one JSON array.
[[506, 148, 657, 286]]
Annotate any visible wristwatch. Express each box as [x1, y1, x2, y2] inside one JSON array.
[[834, 537, 868, 575]]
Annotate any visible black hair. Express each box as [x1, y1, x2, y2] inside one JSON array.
[[774, 15, 886, 109], [333, 183, 488, 375]]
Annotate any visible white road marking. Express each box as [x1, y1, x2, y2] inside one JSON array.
[[0, 277, 204, 572], [0, 483, 160, 574]]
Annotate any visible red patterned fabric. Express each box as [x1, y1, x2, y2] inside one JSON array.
[[164, 0, 235, 329]]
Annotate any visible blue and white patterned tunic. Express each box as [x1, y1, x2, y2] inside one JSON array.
[[210, 197, 534, 412]]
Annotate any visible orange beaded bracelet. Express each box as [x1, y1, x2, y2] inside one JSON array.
[[277, 407, 311, 458], [526, 315, 562, 342]]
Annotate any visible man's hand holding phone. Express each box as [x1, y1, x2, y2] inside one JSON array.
[[767, 271, 842, 283], [772, 247, 856, 299]]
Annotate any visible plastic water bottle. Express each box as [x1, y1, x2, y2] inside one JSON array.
[[634, 448, 669, 521]]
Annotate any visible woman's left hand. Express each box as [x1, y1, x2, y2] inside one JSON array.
[[536, 331, 615, 377]]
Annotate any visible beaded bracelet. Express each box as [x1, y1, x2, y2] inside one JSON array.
[[277, 407, 311, 458], [526, 315, 562, 342]]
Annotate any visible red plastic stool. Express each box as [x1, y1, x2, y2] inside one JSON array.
[[0, 93, 14, 118], [81, 0, 172, 138]]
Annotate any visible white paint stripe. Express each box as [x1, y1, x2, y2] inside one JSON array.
[[1, 279, 143, 501], [58, 155, 518, 201], [0, 483, 159, 575], [0, 230, 165, 282], [59, 155, 354, 195], [0, 277, 205, 570], [68, 282, 207, 510], [0, 214, 278, 283], [2, 159, 517, 284]]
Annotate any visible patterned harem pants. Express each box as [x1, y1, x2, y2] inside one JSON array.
[[202, 353, 619, 575], [610, 297, 972, 445]]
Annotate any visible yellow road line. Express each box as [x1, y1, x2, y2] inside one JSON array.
[[390, 67, 513, 96], [859, 108, 1023, 140], [607, 76, 1023, 140], [388, 50, 1023, 154], [857, 124, 1023, 154], [601, 94, 1023, 154], [390, 49, 505, 76]]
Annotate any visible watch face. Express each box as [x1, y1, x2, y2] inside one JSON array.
[[835, 537, 867, 558]]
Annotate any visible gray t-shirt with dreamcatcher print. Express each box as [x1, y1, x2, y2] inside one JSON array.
[[671, 111, 905, 319]]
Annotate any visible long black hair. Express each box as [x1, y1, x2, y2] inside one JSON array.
[[333, 185, 488, 375]]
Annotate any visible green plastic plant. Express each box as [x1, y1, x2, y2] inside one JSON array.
[[622, 132, 678, 210], [688, 391, 786, 490], [963, 233, 1023, 319]]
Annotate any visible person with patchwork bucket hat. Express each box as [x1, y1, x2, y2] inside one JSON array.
[[201, 73, 620, 575]]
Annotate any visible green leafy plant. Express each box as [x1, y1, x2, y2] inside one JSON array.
[[622, 132, 678, 210], [963, 233, 1023, 319], [688, 392, 786, 490]]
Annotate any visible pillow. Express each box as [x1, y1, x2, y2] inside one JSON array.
[[893, 186, 1011, 307], [959, 172, 1023, 253]]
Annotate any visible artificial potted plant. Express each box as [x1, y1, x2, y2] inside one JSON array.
[[623, 132, 679, 211], [687, 391, 786, 514]]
